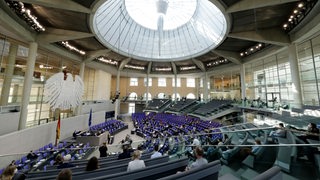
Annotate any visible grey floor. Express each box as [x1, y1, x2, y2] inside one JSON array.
[[88, 115, 145, 159]]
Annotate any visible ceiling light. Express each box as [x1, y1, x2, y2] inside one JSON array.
[[283, 24, 288, 28], [298, 3, 304, 8], [240, 53, 244, 56], [293, 9, 298, 14], [61, 41, 86, 55]]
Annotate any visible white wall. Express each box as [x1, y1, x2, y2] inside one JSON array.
[[94, 70, 111, 100], [0, 112, 20, 136], [0, 110, 106, 169]]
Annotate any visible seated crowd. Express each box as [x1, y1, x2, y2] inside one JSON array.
[[1, 112, 319, 180]]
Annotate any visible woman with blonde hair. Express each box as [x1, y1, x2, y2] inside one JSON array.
[[127, 150, 145, 172]]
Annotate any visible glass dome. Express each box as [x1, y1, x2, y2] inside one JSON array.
[[92, 0, 228, 61]]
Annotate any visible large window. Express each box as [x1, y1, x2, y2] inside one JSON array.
[[172, 78, 181, 87], [129, 92, 138, 100], [200, 78, 203, 88], [172, 93, 181, 100], [144, 78, 152, 86], [130, 78, 138, 86], [128, 103, 135, 113], [245, 51, 293, 105], [158, 78, 166, 87], [186, 78, 195, 87], [143, 93, 152, 100], [298, 35, 320, 105], [186, 93, 195, 99]]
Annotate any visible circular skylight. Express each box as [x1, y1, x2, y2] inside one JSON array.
[[125, 0, 197, 30], [91, 0, 228, 61]]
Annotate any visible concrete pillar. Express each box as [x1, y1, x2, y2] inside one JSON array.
[[76, 62, 85, 115], [146, 74, 149, 103], [114, 70, 120, 119], [174, 74, 177, 102], [19, 42, 38, 130], [203, 72, 209, 102], [240, 64, 246, 100], [0, 43, 18, 106], [288, 44, 303, 108]]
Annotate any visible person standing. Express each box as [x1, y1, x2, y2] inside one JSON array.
[[99, 142, 108, 158]]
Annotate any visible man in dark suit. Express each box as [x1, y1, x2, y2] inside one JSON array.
[[99, 142, 108, 157]]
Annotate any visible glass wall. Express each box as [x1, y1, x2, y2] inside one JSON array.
[[245, 51, 293, 107], [0, 35, 82, 128], [298, 34, 320, 105]]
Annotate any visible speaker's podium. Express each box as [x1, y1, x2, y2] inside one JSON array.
[[76, 131, 108, 146]]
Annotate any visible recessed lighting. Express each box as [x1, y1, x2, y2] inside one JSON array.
[[283, 24, 288, 28], [293, 9, 298, 14], [298, 3, 304, 8]]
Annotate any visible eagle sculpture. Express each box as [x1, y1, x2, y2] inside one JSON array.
[[44, 71, 84, 110]]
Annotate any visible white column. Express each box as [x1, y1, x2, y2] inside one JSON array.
[[76, 62, 85, 115], [0, 43, 18, 106], [146, 74, 149, 103], [240, 64, 247, 122], [203, 72, 209, 102], [240, 64, 246, 100], [19, 42, 38, 130], [288, 44, 303, 108], [174, 74, 177, 102], [115, 70, 121, 119]]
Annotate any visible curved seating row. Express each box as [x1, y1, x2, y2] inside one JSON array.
[[27, 155, 169, 180]]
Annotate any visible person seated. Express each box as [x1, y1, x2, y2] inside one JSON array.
[[240, 139, 262, 157], [269, 123, 286, 139], [306, 123, 319, 141], [151, 144, 162, 159], [192, 137, 201, 147], [57, 155, 75, 169], [1, 165, 16, 180], [54, 154, 63, 165], [27, 150, 38, 160], [118, 145, 132, 160], [85, 156, 99, 171], [56, 168, 72, 180], [72, 130, 80, 140], [127, 150, 146, 172], [185, 146, 208, 170]]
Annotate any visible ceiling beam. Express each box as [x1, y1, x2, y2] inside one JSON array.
[[119, 58, 131, 70], [242, 45, 286, 64], [192, 58, 206, 72], [147, 62, 153, 74], [17, 0, 91, 14], [228, 28, 290, 46], [41, 43, 83, 62], [212, 50, 242, 64], [83, 49, 112, 64], [0, 5, 35, 42], [37, 28, 94, 43], [171, 62, 177, 74], [226, 0, 299, 13]]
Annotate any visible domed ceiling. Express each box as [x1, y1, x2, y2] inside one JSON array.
[[1, 0, 317, 76]]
